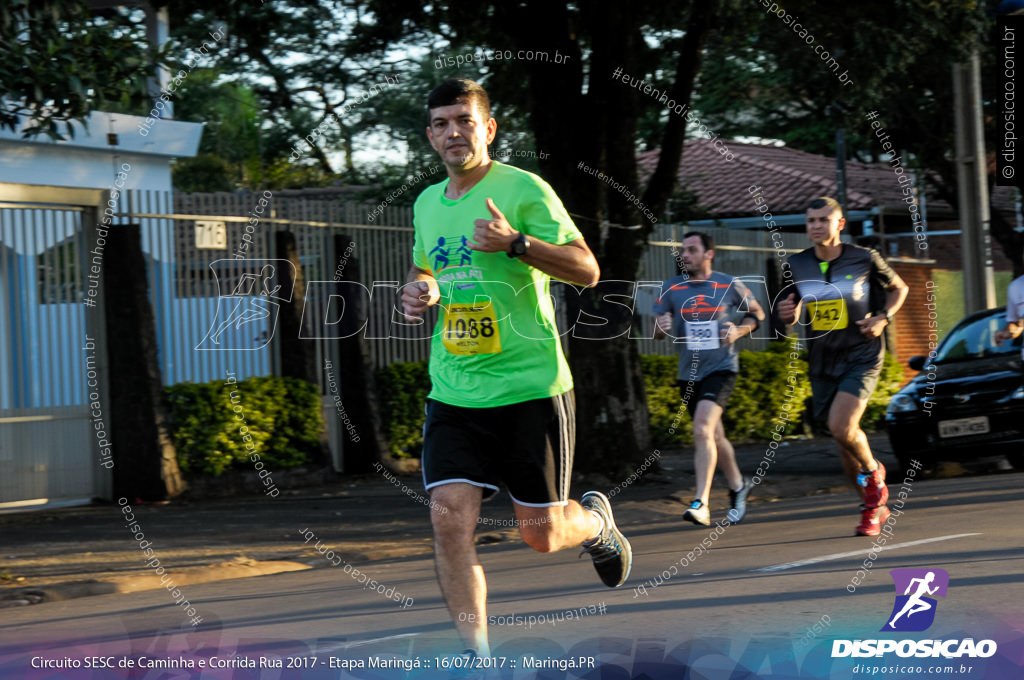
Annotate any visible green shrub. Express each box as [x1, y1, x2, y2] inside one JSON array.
[[863, 350, 904, 430], [376, 361, 432, 458], [644, 341, 812, 445], [362, 343, 896, 460], [724, 341, 813, 440], [640, 354, 694, 447], [165, 376, 324, 475]]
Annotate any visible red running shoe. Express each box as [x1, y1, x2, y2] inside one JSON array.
[[856, 504, 891, 536], [858, 460, 889, 509]]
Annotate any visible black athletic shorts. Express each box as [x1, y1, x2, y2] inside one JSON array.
[[678, 370, 738, 417], [421, 391, 575, 507], [809, 364, 881, 423]]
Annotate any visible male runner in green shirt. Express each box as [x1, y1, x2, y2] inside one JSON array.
[[401, 78, 632, 658]]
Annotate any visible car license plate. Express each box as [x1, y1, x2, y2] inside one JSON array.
[[938, 416, 990, 438]]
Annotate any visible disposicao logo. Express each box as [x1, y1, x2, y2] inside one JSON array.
[[882, 568, 949, 632], [831, 568, 998, 659]]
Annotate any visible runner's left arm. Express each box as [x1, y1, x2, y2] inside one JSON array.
[[995, 282, 1024, 344], [856, 251, 909, 338], [470, 197, 599, 286], [519, 237, 600, 287], [721, 282, 766, 344]]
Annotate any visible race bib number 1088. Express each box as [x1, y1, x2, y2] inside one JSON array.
[[443, 303, 502, 355]]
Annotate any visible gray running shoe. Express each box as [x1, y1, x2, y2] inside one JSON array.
[[579, 491, 632, 587], [727, 478, 754, 523], [683, 499, 711, 526]]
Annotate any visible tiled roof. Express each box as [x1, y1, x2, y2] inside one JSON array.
[[637, 140, 1014, 219]]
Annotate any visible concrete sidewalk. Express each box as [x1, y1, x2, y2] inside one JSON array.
[[0, 433, 959, 608]]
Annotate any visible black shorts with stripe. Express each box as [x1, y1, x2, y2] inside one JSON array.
[[678, 370, 738, 417], [421, 391, 575, 507]]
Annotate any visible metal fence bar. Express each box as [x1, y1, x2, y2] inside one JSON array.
[[0, 199, 94, 504], [109, 193, 783, 391]]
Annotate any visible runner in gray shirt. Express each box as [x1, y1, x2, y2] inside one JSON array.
[[654, 232, 765, 526]]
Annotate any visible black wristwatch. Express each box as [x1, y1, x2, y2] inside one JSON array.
[[507, 232, 530, 258]]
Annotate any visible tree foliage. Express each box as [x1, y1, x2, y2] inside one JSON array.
[[0, 0, 164, 138], [338, 0, 732, 475], [4, 0, 1016, 477], [693, 0, 1021, 270]]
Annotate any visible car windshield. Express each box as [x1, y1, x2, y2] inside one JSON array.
[[933, 312, 1024, 363]]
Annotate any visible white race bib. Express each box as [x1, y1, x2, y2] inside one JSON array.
[[684, 320, 720, 351]]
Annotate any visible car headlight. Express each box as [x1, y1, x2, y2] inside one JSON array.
[[1000, 386, 1024, 402], [887, 393, 919, 414]]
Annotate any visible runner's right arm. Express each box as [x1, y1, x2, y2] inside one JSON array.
[[777, 293, 801, 327], [654, 313, 673, 339], [401, 265, 440, 322], [652, 281, 676, 339]]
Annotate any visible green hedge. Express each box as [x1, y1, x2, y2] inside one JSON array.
[[641, 354, 695, 447], [643, 341, 814, 447], [165, 376, 324, 475], [727, 342, 813, 440], [631, 343, 903, 446], [367, 345, 903, 459], [376, 361, 432, 458], [864, 350, 905, 429]]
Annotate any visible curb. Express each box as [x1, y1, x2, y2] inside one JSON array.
[[0, 559, 311, 607]]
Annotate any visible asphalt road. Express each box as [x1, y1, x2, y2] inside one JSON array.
[[2, 471, 1022, 679]]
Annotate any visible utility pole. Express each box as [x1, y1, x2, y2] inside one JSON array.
[[953, 52, 996, 313], [836, 127, 848, 220]]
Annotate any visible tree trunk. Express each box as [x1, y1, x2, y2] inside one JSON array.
[[505, 0, 716, 474], [274, 229, 331, 467], [104, 224, 185, 501], [334, 234, 390, 473]]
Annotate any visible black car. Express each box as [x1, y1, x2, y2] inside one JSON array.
[[886, 307, 1024, 471]]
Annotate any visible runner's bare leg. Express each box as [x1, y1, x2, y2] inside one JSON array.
[[692, 400, 727, 504], [838, 446, 866, 501], [430, 483, 489, 655], [713, 418, 744, 491], [828, 391, 877, 497], [514, 501, 602, 553]]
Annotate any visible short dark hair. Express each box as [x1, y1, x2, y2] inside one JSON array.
[[683, 231, 714, 253], [806, 197, 843, 216], [427, 79, 491, 120]]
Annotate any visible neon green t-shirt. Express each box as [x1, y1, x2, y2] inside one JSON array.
[[412, 162, 582, 408]]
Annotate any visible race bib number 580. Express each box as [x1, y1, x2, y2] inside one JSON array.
[[443, 303, 501, 355], [684, 320, 720, 351]]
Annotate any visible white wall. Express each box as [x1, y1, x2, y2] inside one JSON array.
[[0, 111, 203, 193]]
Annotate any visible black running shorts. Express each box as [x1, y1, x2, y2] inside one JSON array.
[[421, 391, 575, 507], [678, 370, 738, 417], [809, 364, 881, 422]]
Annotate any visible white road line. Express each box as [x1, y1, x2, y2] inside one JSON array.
[[314, 633, 419, 655], [752, 533, 982, 573]]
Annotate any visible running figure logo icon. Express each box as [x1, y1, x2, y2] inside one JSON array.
[[429, 234, 473, 271], [195, 259, 295, 351], [881, 568, 950, 632]]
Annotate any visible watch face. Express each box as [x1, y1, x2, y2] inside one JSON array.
[[509, 234, 528, 257]]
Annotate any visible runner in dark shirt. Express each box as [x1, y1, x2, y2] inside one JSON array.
[[777, 197, 909, 537]]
